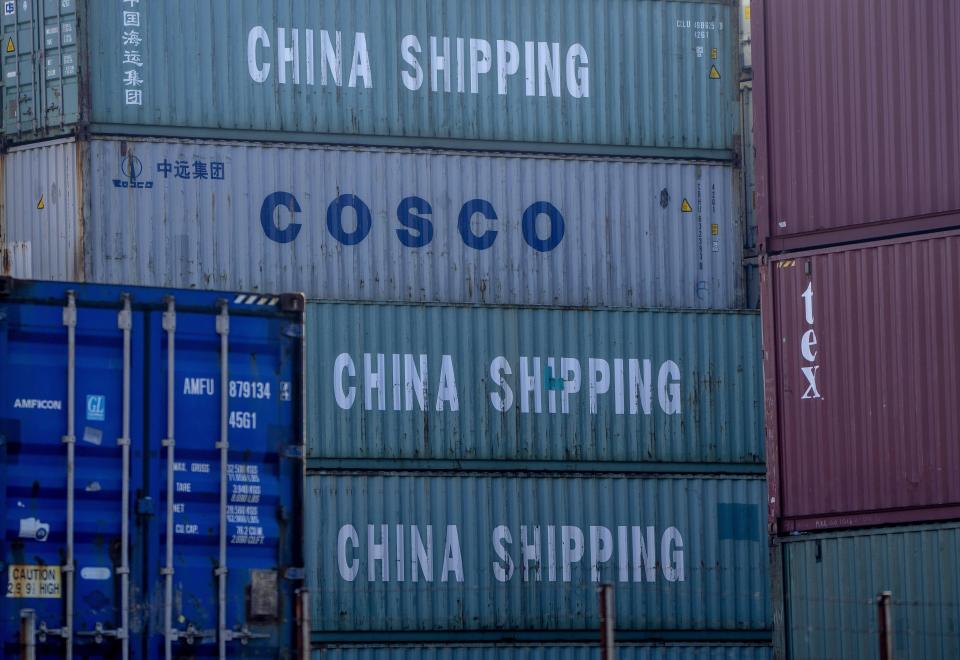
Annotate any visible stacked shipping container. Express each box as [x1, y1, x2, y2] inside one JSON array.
[[0, 0, 768, 657], [754, 1, 960, 656], [302, 303, 769, 653]]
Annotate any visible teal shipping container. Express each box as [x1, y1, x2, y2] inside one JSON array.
[[775, 523, 960, 659], [313, 643, 773, 659], [2, 0, 737, 157], [305, 303, 762, 467], [304, 472, 770, 638]]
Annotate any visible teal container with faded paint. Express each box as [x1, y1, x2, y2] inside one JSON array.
[[305, 472, 770, 636], [2, 0, 737, 157], [776, 523, 960, 660], [305, 303, 762, 467], [314, 644, 773, 659]]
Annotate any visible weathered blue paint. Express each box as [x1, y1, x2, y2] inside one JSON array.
[[304, 472, 771, 634], [5, 0, 738, 157], [0, 279, 303, 658], [306, 303, 763, 465]]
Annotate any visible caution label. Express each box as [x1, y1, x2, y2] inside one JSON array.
[[6, 565, 62, 598], [711, 223, 719, 236], [5, 37, 14, 53], [709, 65, 721, 80], [680, 198, 693, 213], [37, 195, 44, 210]]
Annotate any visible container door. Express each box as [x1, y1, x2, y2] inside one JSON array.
[[1, 0, 40, 135], [0, 0, 77, 138], [39, 0, 78, 131], [142, 300, 301, 658], [0, 293, 144, 658]]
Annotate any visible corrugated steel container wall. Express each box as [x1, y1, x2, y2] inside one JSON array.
[[305, 303, 762, 466], [1, 137, 745, 309], [776, 523, 960, 660], [754, 0, 960, 251], [762, 230, 960, 533], [314, 644, 773, 659], [1, 140, 83, 282], [304, 473, 770, 634], [6, 0, 738, 157]]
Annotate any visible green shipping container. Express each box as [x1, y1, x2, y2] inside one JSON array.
[[2, 0, 737, 157], [305, 303, 762, 468], [775, 523, 960, 659], [305, 472, 770, 636], [313, 644, 773, 659]]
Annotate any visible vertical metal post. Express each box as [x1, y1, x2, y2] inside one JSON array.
[[877, 591, 893, 660], [62, 292, 76, 660], [297, 589, 310, 660], [20, 609, 36, 660], [117, 295, 132, 659], [161, 297, 176, 660], [215, 302, 230, 659], [599, 584, 615, 660]]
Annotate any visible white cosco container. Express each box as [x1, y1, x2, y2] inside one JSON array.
[[2, 137, 743, 309]]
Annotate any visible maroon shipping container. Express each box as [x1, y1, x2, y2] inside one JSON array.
[[754, 0, 960, 252], [762, 229, 960, 533]]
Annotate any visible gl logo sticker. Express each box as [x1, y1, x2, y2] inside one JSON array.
[[86, 394, 106, 421]]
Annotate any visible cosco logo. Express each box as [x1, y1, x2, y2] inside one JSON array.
[[260, 192, 565, 252]]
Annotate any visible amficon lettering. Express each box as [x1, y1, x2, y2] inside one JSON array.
[[13, 398, 62, 410]]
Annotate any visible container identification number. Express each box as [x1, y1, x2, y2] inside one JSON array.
[[229, 411, 257, 429], [229, 380, 271, 399]]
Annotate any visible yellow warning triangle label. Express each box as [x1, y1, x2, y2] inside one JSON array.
[[709, 65, 721, 80], [5, 37, 14, 53], [37, 195, 44, 210], [680, 198, 693, 213]]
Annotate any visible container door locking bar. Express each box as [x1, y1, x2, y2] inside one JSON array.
[[41, 292, 78, 659], [71, 296, 133, 653], [216, 301, 230, 659]]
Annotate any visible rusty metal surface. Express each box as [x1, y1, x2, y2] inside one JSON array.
[[8, 0, 739, 159], [754, 0, 960, 251], [763, 230, 960, 532], [3, 137, 745, 309], [776, 523, 960, 660], [305, 302, 763, 465], [305, 472, 770, 634]]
